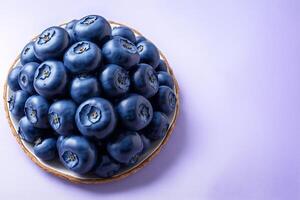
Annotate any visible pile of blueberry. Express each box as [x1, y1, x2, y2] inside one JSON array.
[[7, 15, 177, 177]]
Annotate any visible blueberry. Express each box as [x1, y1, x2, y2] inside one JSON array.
[[141, 112, 169, 140], [33, 60, 68, 98], [116, 94, 153, 130], [112, 26, 136, 43], [7, 66, 22, 91], [8, 90, 30, 120], [94, 155, 121, 178], [135, 35, 147, 45], [75, 97, 117, 139], [74, 15, 111, 45], [131, 63, 159, 98], [34, 26, 70, 61], [20, 42, 40, 65], [24, 95, 50, 128], [156, 59, 168, 72], [18, 62, 39, 94], [157, 71, 174, 88], [107, 131, 143, 164], [137, 41, 160, 69], [58, 135, 97, 174], [102, 37, 140, 70], [99, 64, 130, 97], [66, 19, 77, 30], [70, 75, 101, 104], [64, 41, 101, 74], [153, 86, 177, 116], [140, 134, 151, 153], [57, 135, 65, 151], [48, 100, 77, 136], [18, 116, 42, 143], [65, 20, 78, 45], [33, 138, 57, 161]]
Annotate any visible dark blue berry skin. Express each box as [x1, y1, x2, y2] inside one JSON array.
[[57, 135, 65, 151], [18, 116, 42, 143], [142, 112, 169, 140], [107, 131, 143, 164], [140, 134, 151, 154], [156, 59, 168, 72], [94, 155, 121, 178], [135, 35, 147, 45], [66, 19, 77, 29], [48, 100, 77, 136], [73, 15, 111, 45], [116, 94, 153, 131], [8, 66, 22, 91], [58, 135, 97, 174], [75, 97, 117, 139], [157, 71, 174, 89], [102, 37, 140, 70], [20, 42, 40, 65], [64, 41, 101, 74], [34, 26, 70, 61], [99, 64, 130, 97], [131, 63, 159, 98], [112, 26, 136, 43], [33, 138, 57, 161], [65, 20, 78, 45], [8, 90, 30, 120], [137, 41, 160, 69], [153, 86, 177, 116], [24, 95, 50, 128], [70, 75, 101, 104], [33, 60, 68, 99], [18, 62, 39, 94]]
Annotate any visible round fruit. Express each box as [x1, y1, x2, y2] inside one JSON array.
[[65, 20, 77, 45], [48, 100, 77, 136], [20, 42, 40, 65], [137, 40, 160, 69], [56, 135, 65, 151], [140, 134, 151, 154], [94, 155, 121, 178], [142, 112, 169, 140], [7, 66, 22, 91], [18, 116, 42, 143], [33, 138, 57, 161], [33, 60, 68, 98], [64, 41, 101, 74], [8, 90, 30, 120], [135, 35, 147, 45], [99, 64, 130, 97], [34, 26, 70, 61], [107, 131, 143, 164], [131, 63, 159, 98], [18, 62, 39, 94], [24, 95, 50, 128], [75, 97, 116, 139], [112, 26, 136, 43], [156, 59, 168, 72], [116, 94, 153, 130], [153, 86, 177, 116], [102, 37, 140, 70], [58, 135, 97, 174], [70, 75, 101, 104], [157, 71, 174, 88]]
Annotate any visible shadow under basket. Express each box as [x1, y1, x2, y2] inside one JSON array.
[[3, 20, 180, 184]]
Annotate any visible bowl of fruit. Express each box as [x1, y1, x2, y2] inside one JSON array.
[[4, 15, 179, 183]]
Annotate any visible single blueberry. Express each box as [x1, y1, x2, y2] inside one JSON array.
[[70, 75, 101, 104], [8, 90, 30, 120], [20, 42, 40, 65], [156, 59, 168, 72], [137, 41, 160, 69], [73, 15, 111, 45], [24, 95, 50, 128], [75, 98, 117, 139], [107, 131, 143, 164], [33, 138, 57, 161], [66, 19, 77, 30], [34, 26, 70, 61], [135, 35, 147, 45], [94, 155, 121, 178], [64, 41, 101, 74], [153, 86, 177, 116], [58, 135, 97, 174], [99, 64, 130, 97], [57, 135, 65, 152], [157, 71, 174, 89], [48, 100, 77, 136], [116, 94, 153, 131], [18, 62, 39, 94], [18, 116, 42, 143], [33, 60, 68, 98], [131, 63, 159, 98], [140, 134, 151, 154], [112, 26, 136, 43], [141, 112, 169, 140], [102, 37, 140, 70], [7, 66, 22, 91]]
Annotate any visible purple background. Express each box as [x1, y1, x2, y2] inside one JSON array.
[[0, 0, 299, 199]]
